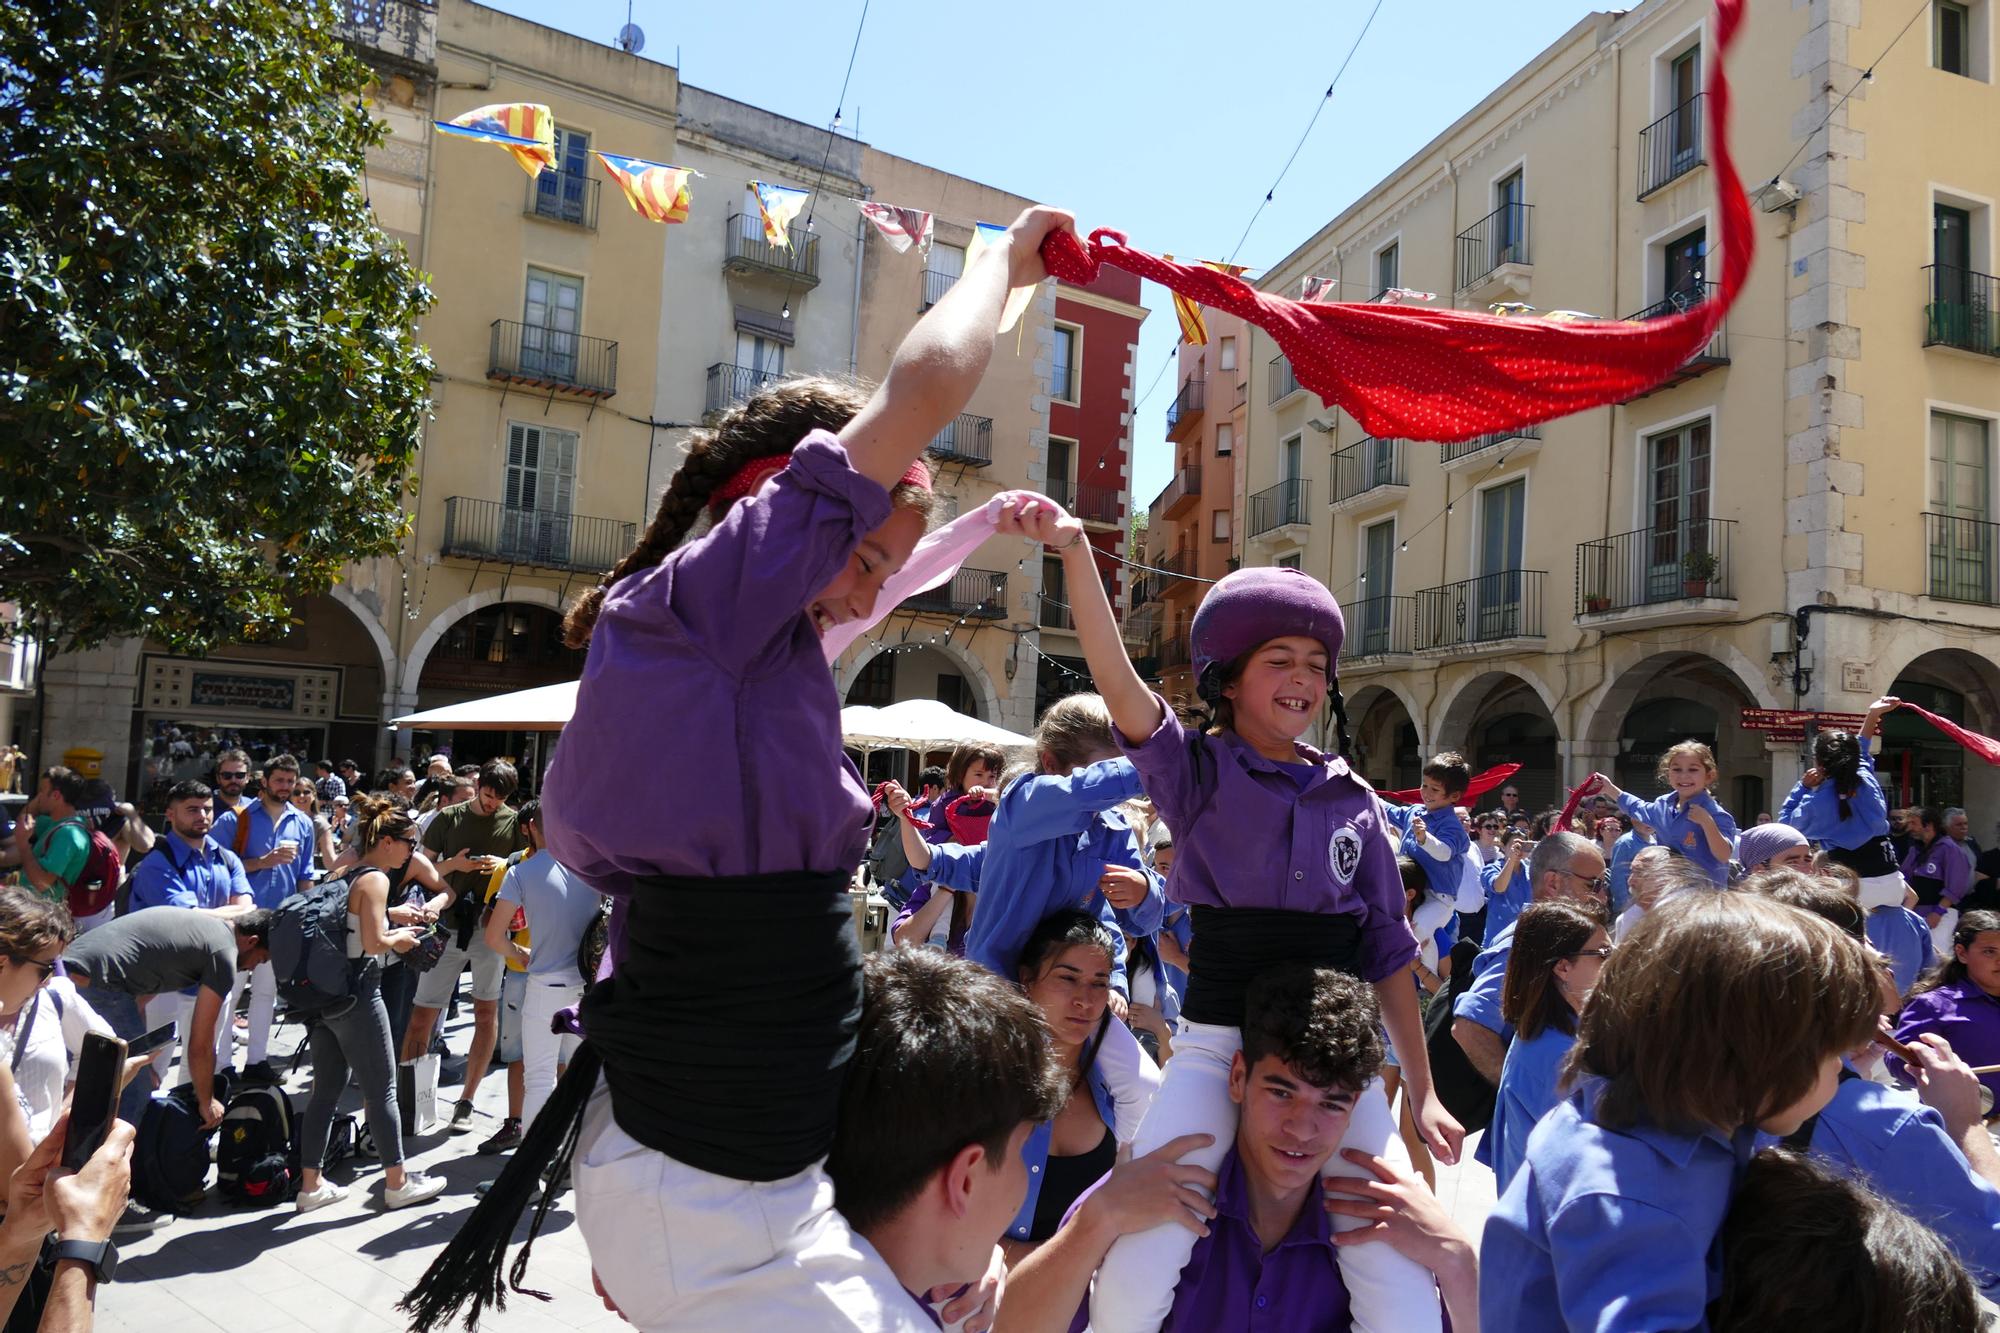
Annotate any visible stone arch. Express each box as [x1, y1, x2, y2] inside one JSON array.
[[838, 637, 1004, 727], [1431, 668, 1564, 809], [328, 582, 399, 691], [1574, 643, 1780, 750], [1572, 648, 1773, 818], [1344, 681, 1425, 789], [1433, 665, 1563, 749], [1877, 646, 2000, 813], [398, 585, 565, 697]]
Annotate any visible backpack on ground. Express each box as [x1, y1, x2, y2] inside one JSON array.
[[269, 876, 360, 1017], [216, 1083, 299, 1206], [131, 1077, 231, 1213], [66, 829, 122, 923]]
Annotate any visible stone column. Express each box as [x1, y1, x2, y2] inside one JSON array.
[[39, 641, 144, 786], [1560, 740, 1618, 793]]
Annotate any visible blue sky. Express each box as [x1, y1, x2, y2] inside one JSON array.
[[488, 0, 1606, 504]]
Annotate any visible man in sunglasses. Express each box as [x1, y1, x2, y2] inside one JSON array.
[[210, 750, 252, 826]]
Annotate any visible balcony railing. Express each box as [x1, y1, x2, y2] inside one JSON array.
[[1155, 546, 1195, 580], [439, 497, 636, 574], [1249, 479, 1312, 538], [1158, 465, 1203, 519], [705, 362, 781, 414], [921, 268, 956, 311], [1158, 635, 1192, 670], [1048, 479, 1123, 525], [1621, 282, 1729, 391], [1457, 203, 1533, 290], [1331, 439, 1407, 506], [1132, 569, 1165, 607], [1924, 265, 2000, 357], [1167, 378, 1206, 439], [1344, 595, 1416, 658], [1638, 94, 1705, 198], [1038, 594, 1074, 631], [527, 170, 600, 230], [928, 413, 994, 466], [1575, 518, 1735, 614], [723, 214, 820, 286], [1439, 424, 1542, 466], [333, 0, 436, 70], [902, 567, 1009, 619], [1926, 512, 2000, 605], [1414, 571, 1546, 649], [487, 320, 618, 398], [1268, 356, 1301, 405]]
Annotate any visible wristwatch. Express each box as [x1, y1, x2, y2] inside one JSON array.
[[45, 1238, 117, 1283]]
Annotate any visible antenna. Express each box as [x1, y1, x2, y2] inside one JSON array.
[[616, 0, 644, 54]]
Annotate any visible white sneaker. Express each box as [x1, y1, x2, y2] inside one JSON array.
[[384, 1172, 447, 1209], [295, 1181, 348, 1215]]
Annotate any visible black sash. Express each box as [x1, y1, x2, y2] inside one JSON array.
[[1180, 905, 1364, 1027], [1825, 838, 1899, 879]]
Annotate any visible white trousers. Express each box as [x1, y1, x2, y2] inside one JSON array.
[[246, 960, 276, 1064], [573, 1083, 938, 1332], [144, 989, 232, 1086], [1089, 1020, 1443, 1333], [520, 975, 583, 1130]]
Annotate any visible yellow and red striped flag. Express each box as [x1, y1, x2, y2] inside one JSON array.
[[1165, 259, 1250, 344], [752, 182, 811, 248], [596, 153, 694, 224], [433, 103, 555, 177]]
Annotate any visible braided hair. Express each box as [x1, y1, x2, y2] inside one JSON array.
[[1813, 729, 1863, 822], [561, 375, 934, 649]]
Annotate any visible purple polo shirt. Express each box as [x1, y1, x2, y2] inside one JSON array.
[[1894, 977, 2000, 1104], [542, 433, 891, 893], [1064, 1146, 1350, 1332], [1119, 699, 1415, 982], [1903, 837, 1972, 907]]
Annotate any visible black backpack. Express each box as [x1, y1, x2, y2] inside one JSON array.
[[270, 875, 360, 1017], [216, 1083, 298, 1206], [131, 1073, 233, 1213], [1423, 936, 1500, 1134]]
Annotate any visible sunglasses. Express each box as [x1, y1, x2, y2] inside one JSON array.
[[218, 771, 248, 781], [1560, 869, 1613, 893], [8, 954, 58, 983], [1569, 945, 1614, 961]]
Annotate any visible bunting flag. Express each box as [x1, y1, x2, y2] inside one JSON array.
[[433, 103, 555, 177], [752, 182, 811, 248], [1302, 275, 1338, 303], [1377, 764, 1522, 807], [1378, 287, 1438, 305], [859, 202, 935, 256], [595, 153, 694, 224], [1165, 259, 1250, 344]]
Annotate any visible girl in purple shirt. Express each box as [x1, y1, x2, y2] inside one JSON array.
[[1013, 523, 1461, 1333], [1894, 911, 2000, 1107], [405, 206, 1079, 1333]]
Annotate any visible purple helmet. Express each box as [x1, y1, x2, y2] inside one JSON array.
[[1190, 567, 1345, 702]]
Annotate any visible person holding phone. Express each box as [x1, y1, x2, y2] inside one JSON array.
[[402, 760, 524, 1134], [0, 890, 123, 1173]]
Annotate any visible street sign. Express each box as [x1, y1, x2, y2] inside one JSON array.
[[1738, 709, 1869, 739]]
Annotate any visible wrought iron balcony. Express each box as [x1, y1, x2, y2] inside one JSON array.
[[1457, 203, 1533, 291], [1158, 465, 1203, 520], [1269, 355, 1301, 405], [1167, 378, 1206, 440], [1414, 571, 1545, 650], [1132, 569, 1165, 608], [1619, 282, 1729, 398], [705, 362, 781, 414], [723, 214, 820, 287], [928, 413, 994, 466], [1038, 593, 1074, 632], [1249, 479, 1311, 538], [1154, 546, 1196, 582], [902, 568, 1009, 619], [526, 170, 600, 231], [1575, 518, 1735, 617], [487, 320, 617, 399], [1925, 512, 2000, 604], [1048, 478, 1123, 526], [921, 268, 956, 311], [1439, 424, 1543, 471], [333, 0, 436, 71], [1158, 635, 1192, 670], [1344, 595, 1416, 660], [1924, 265, 2000, 357], [439, 497, 636, 574], [1331, 438, 1407, 508], [1638, 94, 1705, 199]]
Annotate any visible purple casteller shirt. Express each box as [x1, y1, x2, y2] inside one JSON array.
[[1894, 976, 2000, 1105], [1118, 698, 1416, 982], [1064, 1146, 1350, 1332], [543, 433, 890, 894]]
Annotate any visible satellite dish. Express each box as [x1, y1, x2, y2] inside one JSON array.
[[616, 22, 645, 53]]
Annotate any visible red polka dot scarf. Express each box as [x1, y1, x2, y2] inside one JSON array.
[[1040, 0, 1752, 445]]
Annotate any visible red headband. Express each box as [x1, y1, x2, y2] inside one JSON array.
[[710, 452, 934, 514]]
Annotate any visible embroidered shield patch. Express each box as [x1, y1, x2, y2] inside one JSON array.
[[1329, 826, 1363, 884]]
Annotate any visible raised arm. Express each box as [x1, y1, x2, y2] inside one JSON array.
[[1859, 695, 1900, 743], [839, 207, 1074, 491]]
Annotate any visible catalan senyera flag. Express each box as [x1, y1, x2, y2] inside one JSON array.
[[1165, 259, 1250, 344], [433, 103, 555, 177], [859, 202, 935, 256], [752, 182, 812, 248], [596, 153, 694, 224], [1302, 275, 1338, 303]]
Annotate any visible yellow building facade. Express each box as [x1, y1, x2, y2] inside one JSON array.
[[1238, 0, 2000, 821]]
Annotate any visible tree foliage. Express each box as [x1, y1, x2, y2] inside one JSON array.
[[0, 0, 433, 652]]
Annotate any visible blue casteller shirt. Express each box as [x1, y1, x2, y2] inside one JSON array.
[[127, 836, 252, 912], [1607, 830, 1653, 914], [1481, 856, 1532, 940], [1868, 905, 1936, 997], [1761, 1073, 2000, 1295], [211, 800, 317, 909], [1453, 919, 1516, 1041], [960, 759, 1164, 997], [1779, 737, 1890, 848], [1482, 1081, 1756, 1333], [1008, 1056, 1122, 1243], [1614, 789, 1738, 887], [1485, 1022, 1576, 1189], [1394, 800, 1472, 904]]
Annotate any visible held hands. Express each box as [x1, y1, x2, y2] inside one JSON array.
[[996, 494, 1085, 552], [1098, 864, 1150, 910], [1084, 1134, 1218, 1240]]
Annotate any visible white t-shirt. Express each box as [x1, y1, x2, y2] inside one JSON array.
[[0, 979, 115, 1143], [1614, 903, 1646, 944]]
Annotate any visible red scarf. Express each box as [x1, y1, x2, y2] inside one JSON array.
[[1039, 0, 1750, 444], [1377, 763, 1521, 807], [1897, 703, 2000, 766]]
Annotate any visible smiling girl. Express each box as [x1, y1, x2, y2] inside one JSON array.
[[1020, 541, 1460, 1333], [1591, 740, 1739, 887], [1895, 911, 2000, 1109]]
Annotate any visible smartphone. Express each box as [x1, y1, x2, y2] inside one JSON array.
[[122, 1021, 179, 1061], [63, 1032, 128, 1171]]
